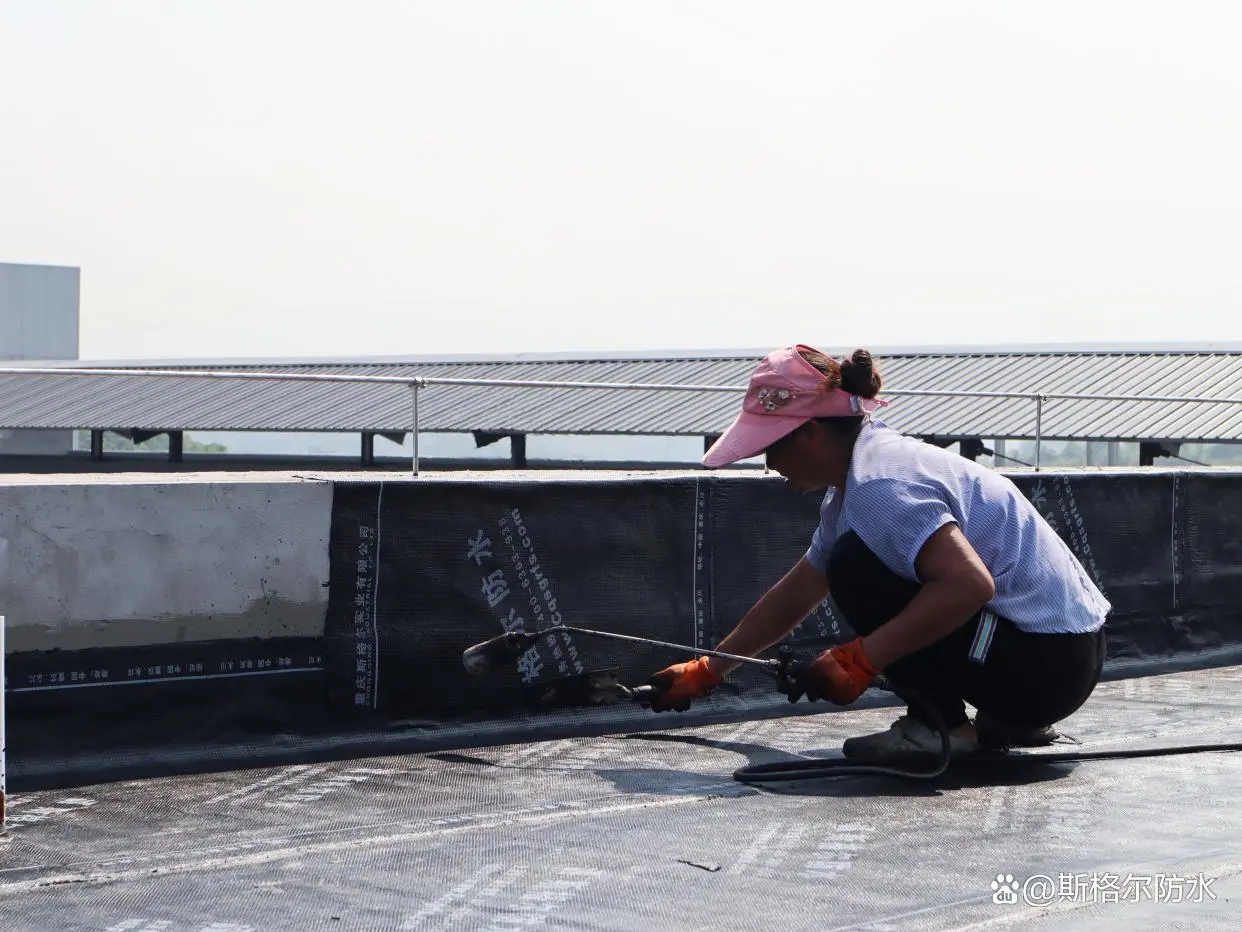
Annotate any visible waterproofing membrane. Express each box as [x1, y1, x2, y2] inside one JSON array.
[[324, 478, 703, 716], [323, 470, 1242, 719], [2, 666, 1240, 931], [1004, 472, 1242, 660]]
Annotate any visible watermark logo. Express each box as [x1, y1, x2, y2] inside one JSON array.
[[990, 871, 1218, 907], [1022, 874, 1057, 906], [991, 874, 1020, 905]]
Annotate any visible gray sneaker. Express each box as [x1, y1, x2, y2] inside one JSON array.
[[842, 714, 980, 763]]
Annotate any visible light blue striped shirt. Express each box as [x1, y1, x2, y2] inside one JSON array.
[[805, 419, 1110, 634]]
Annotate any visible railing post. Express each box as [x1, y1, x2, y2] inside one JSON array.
[[1034, 394, 1046, 471], [410, 381, 421, 477]]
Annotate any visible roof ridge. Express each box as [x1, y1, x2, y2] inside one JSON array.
[[21, 340, 1242, 369]]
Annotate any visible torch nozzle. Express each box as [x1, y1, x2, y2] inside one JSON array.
[[461, 630, 542, 675]]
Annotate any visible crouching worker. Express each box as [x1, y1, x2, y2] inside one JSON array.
[[646, 344, 1109, 761]]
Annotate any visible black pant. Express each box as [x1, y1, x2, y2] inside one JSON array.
[[826, 531, 1107, 730]]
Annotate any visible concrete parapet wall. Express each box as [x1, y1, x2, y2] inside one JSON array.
[[0, 474, 332, 654]]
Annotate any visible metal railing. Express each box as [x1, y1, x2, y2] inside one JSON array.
[[2, 364, 1242, 474]]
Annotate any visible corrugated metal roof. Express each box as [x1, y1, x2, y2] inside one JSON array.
[[2, 343, 1242, 442]]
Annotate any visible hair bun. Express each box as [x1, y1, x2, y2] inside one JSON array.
[[839, 349, 882, 398]]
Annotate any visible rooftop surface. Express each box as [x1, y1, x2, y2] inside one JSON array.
[[3, 665, 1240, 931]]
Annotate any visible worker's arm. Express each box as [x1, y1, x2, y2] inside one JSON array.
[[784, 523, 996, 706], [705, 557, 831, 678], [861, 522, 995, 669]]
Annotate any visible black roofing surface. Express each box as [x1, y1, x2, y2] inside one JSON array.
[[2, 665, 1241, 931]]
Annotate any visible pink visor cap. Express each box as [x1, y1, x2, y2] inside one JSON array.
[[702, 344, 888, 468]]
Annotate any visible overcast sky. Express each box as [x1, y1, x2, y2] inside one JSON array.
[[2, 1, 1239, 361]]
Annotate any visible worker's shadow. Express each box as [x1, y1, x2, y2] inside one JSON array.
[[593, 732, 1077, 799]]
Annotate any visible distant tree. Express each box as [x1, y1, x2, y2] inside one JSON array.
[[74, 431, 229, 454]]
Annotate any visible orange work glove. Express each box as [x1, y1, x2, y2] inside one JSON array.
[[644, 657, 724, 712], [780, 638, 878, 706]]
